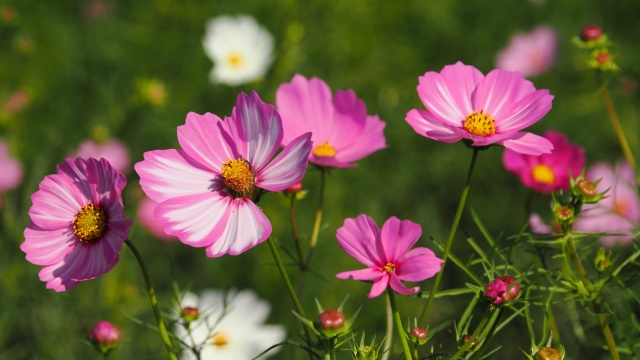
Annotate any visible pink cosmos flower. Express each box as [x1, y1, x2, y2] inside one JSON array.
[[573, 162, 640, 246], [0, 139, 23, 193], [135, 91, 312, 257], [72, 139, 131, 174], [336, 214, 444, 298], [406, 61, 554, 155], [136, 195, 175, 241], [276, 74, 386, 168], [503, 130, 585, 193], [20, 157, 131, 291], [496, 25, 557, 78]]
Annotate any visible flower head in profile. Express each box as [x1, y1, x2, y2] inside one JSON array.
[[496, 25, 557, 78], [136, 195, 175, 241], [503, 130, 585, 193], [20, 157, 131, 291], [72, 139, 131, 174], [573, 162, 640, 246], [203, 15, 274, 86], [135, 91, 312, 257], [336, 214, 443, 298], [0, 139, 23, 197], [276, 74, 387, 168], [176, 289, 286, 360], [406, 61, 554, 155]]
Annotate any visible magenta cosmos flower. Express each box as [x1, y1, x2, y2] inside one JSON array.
[[336, 214, 444, 298], [276, 74, 386, 168], [573, 162, 640, 247], [496, 25, 557, 78], [20, 157, 131, 291], [135, 91, 312, 257], [406, 62, 554, 155], [503, 130, 585, 193]]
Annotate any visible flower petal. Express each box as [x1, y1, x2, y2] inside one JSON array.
[[406, 109, 464, 143], [337, 115, 387, 163], [336, 214, 383, 267], [336, 267, 384, 281], [21, 223, 76, 266], [496, 89, 553, 132], [368, 274, 390, 298], [380, 216, 422, 263], [396, 248, 444, 282], [389, 273, 420, 295], [29, 174, 85, 230], [177, 112, 238, 173], [256, 132, 312, 192], [329, 89, 367, 151], [499, 132, 554, 155]]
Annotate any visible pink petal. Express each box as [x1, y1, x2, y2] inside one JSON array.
[[380, 216, 422, 263], [0, 140, 22, 191], [136, 196, 175, 240], [389, 273, 420, 295], [499, 132, 554, 155], [205, 199, 272, 257], [502, 147, 528, 173], [336, 214, 383, 267], [336, 267, 384, 281], [256, 132, 312, 192], [87, 158, 127, 206], [368, 275, 390, 298], [155, 191, 232, 248], [308, 154, 357, 169], [38, 262, 79, 292], [29, 174, 85, 230], [396, 248, 444, 282], [68, 233, 123, 281], [72, 139, 131, 174], [473, 69, 536, 120], [417, 62, 483, 127], [22, 223, 76, 266], [177, 112, 238, 174], [337, 114, 387, 163], [406, 109, 463, 143], [329, 89, 367, 151], [496, 89, 553, 132], [135, 149, 221, 203], [228, 91, 283, 171]]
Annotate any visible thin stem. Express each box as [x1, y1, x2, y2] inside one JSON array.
[[186, 325, 202, 360], [387, 288, 412, 360], [419, 148, 480, 327], [289, 196, 304, 267], [305, 167, 326, 269], [381, 295, 393, 360], [124, 240, 177, 360], [451, 305, 495, 360], [601, 87, 638, 185]]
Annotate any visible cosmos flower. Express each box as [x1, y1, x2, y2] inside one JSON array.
[[276, 74, 387, 168], [177, 289, 286, 360], [503, 130, 585, 193], [406, 61, 554, 155], [573, 162, 640, 246], [136, 195, 175, 241], [135, 91, 312, 257], [20, 157, 131, 291], [336, 214, 443, 298], [203, 14, 274, 86], [496, 25, 557, 78], [0, 139, 23, 195], [72, 139, 131, 174]]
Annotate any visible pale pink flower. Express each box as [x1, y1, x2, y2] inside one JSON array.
[[0, 140, 23, 193], [406, 61, 554, 155], [336, 214, 443, 298], [276, 74, 386, 168], [135, 91, 312, 257], [496, 25, 557, 78], [20, 158, 131, 291], [573, 162, 640, 246], [503, 130, 585, 193], [136, 195, 175, 241], [72, 139, 131, 174]]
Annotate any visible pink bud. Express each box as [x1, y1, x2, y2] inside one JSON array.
[[285, 181, 304, 194], [581, 24, 603, 41], [484, 276, 521, 305], [89, 321, 121, 346], [410, 327, 428, 343], [181, 306, 200, 323], [318, 309, 345, 330], [595, 52, 612, 65]]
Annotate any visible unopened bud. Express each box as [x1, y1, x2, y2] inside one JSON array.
[[554, 206, 574, 224], [595, 51, 612, 65], [409, 326, 428, 345], [536, 346, 562, 360], [581, 25, 603, 41], [594, 248, 612, 272], [285, 181, 303, 195], [577, 179, 597, 197], [181, 306, 200, 323], [461, 334, 478, 347], [318, 309, 345, 330], [89, 321, 121, 355]]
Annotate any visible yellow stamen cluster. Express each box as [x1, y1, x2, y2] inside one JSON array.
[[227, 51, 245, 69], [532, 164, 555, 185], [221, 158, 255, 198], [211, 332, 229, 348], [73, 202, 107, 243], [313, 142, 337, 157], [383, 263, 395, 274], [463, 110, 496, 136]]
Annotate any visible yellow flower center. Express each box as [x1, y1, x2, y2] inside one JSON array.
[[313, 142, 336, 157], [383, 263, 395, 274], [221, 158, 254, 198], [463, 110, 496, 136], [532, 164, 555, 185], [226, 51, 244, 69], [73, 202, 107, 243], [211, 332, 229, 348]]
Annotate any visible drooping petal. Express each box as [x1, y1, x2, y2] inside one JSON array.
[[368, 275, 390, 298], [380, 216, 422, 263], [256, 132, 312, 191], [205, 199, 272, 257], [406, 109, 464, 143], [336, 267, 384, 281], [155, 192, 232, 248], [136, 149, 222, 203], [417, 62, 483, 126], [336, 214, 383, 267], [228, 91, 283, 171], [396, 248, 443, 282], [21, 223, 76, 266], [337, 115, 387, 163], [389, 273, 420, 295], [499, 132, 554, 155], [177, 112, 238, 173]]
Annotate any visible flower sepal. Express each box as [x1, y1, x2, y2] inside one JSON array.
[[570, 170, 607, 204]]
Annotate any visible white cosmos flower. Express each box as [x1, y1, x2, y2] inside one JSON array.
[[177, 289, 286, 360], [203, 15, 275, 86]]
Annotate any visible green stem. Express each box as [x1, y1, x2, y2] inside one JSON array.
[[304, 167, 326, 269], [289, 196, 304, 267], [601, 87, 639, 186], [387, 288, 412, 360], [451, 305, 495, 360], [419, 148, 479, 327], [381, 295, 393, 360], [124, 240, 177, 360]]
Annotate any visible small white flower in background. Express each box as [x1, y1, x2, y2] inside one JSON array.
[[177, 289, 286, 360], [203, 15, 275, 86]]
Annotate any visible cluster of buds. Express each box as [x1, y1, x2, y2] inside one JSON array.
[[483, 275, 521, 306], [573, 24, 618, 72], [550, 170, 607, 231], [88, 321, 122, 356]]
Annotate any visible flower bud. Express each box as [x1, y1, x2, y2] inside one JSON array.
[[536, 346, 563, 360], [318, 309, 345, 330], [571, 172, 606, 204], [89, 321, 121, 355], [180, 306, 200, 323], [594, 247, 612, 272], [484, 276, 521, 305], [581, 25, 603, 41], [285, 181, 303, 195], [461, 334, 478, 347], [410, 326, 428, 345], [354, 345, 378, 360], [595, 51, 612, 65], [554, 206, 574, 224]]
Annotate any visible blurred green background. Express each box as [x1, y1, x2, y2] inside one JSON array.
[[1, 0, 639, 359]]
